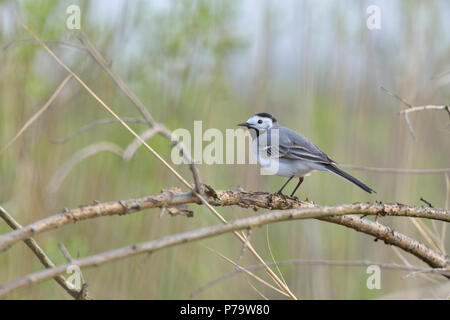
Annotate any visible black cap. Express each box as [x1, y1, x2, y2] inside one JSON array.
[[255, 112, 277, 123]]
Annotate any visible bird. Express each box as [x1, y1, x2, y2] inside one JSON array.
[[238, 112, 375, 196]]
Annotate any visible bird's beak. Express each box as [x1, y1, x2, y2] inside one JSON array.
[[238, 122, 250, 128]]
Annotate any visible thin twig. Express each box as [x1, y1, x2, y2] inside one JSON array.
[[122, 127, 161, 161], [401, 105, 450, 116], [58, 243, 87, 286], [431, 69, 450, 80], [443, 174, 449, 249], [381, 86, 450, 140], [408, 218, 444, 254], [201, 245, 287, 297], [236, 228, 252, 270], [0, 206, 91, 299], [1, 39, 88, 58], [380, 86, 412, 108], [190, 259, 450, 299], [402, 268, 449, 279], [266, 226, 288, 287], [49, 118, 149, 144], [0, 74, 73, 156], [58, 243, 74, 263], [75, 32, 156, 126], [403, 112, 417, 141], [46, 142, 123, 199], [246, 280, 269, 300], [203, 244, 274, 299]]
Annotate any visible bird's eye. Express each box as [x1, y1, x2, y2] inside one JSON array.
[[258, 120, 263, 124]]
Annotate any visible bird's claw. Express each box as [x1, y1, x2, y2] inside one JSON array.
[[275, 191, 287, 200]]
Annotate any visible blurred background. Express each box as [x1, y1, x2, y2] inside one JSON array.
[[0, 0, 449, 299]]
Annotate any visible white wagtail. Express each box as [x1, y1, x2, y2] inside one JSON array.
[[238, 113, 375, 196]]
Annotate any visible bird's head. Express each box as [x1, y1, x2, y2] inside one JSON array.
[[238, 113, 277, 133]]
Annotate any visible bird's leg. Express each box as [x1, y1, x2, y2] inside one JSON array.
[[276, 176, 294, 195], [290, 177, 304, 197]]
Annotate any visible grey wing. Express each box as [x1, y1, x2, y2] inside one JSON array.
[[267, 126, 335, 164]]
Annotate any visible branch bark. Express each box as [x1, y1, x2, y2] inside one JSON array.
[[0, 188, 448, 266], [400, 105, 450, 116], [320, 215, 448, 268], [0, 200, 448, 298]]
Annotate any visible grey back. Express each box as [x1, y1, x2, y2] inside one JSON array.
[[263, 124, 335, 164]]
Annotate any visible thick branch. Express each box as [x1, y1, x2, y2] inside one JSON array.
[[0, 189, 311, 252], [0, 203, 448, 298], [320, 215, 448, 268], [0, 188, 448, 264]]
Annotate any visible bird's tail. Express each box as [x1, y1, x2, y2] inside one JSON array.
[[323, 164, 376, 194]]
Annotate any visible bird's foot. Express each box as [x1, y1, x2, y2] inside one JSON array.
[[275, 191, 287, 200], [289, 194, 299, 201]]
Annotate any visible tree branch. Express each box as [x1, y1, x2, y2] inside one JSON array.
[[0, 206, 91, 299], [400, 105, 450, 116], [381, 86, 450, 140], [0, 188, 448, 266], [0, 200, 448, 298], [320, 215, 448, 268]]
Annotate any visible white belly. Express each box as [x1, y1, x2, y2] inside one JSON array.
[[261, 158, 318, 177], [251, 139, 322, 177], [275, 158, 317, 177]]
